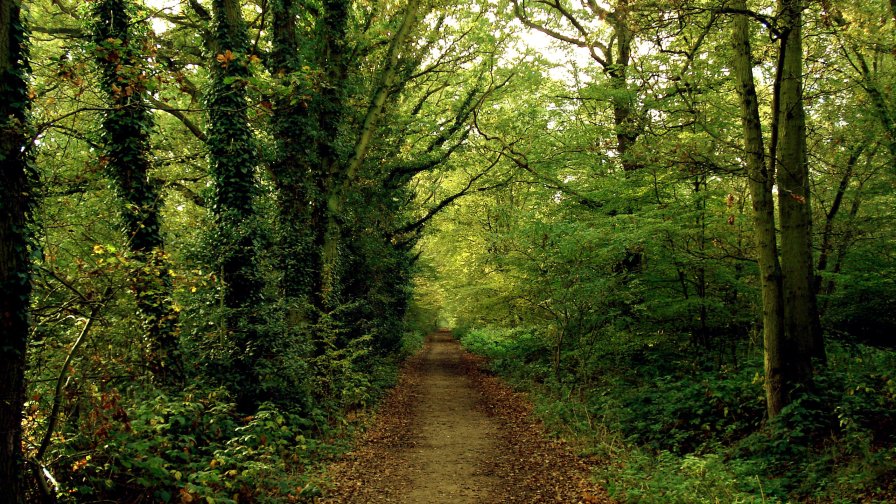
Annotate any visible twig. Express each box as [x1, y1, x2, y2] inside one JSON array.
[[36, 286, 113, 462]]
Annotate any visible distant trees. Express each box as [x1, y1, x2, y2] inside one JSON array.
[[426, 0, 894, 421]]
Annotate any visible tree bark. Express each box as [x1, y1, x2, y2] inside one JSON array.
[[0, 0, 32, 500], [730, 0, 789, 418], [776, 0, 824, 366]]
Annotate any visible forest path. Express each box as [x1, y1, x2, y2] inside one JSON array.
[[318, 330, 612, 503]]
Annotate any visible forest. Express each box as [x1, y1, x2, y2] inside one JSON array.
[[1, 0, 895, 502]]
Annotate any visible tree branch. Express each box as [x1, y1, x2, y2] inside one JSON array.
[[392, 155, 504, 237], [345, 0, 421, 184], [714, 6, 781, 37], [36, 287, 113, 462], [472, 109, 603, 209], [512, 0, 609, 66], [147, 96, 207, 142]]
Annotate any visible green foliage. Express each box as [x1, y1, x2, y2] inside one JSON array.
[[14, 0, 896, 501], [605, 451, 770, 504], [459, 326, 552, 382], [48, 386, 332, 503], [461, 327, 896, 502]]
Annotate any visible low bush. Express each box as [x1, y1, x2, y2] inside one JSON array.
[[460, 326, 896, 503], [46, 387, 321, 503], [32, 327, 427, 503]]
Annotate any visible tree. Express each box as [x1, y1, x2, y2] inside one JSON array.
[[730, 0, 789, 418], [206, 0, 263, 408], [0, 0, 33, 500], [775, 0, 824, 366], [727, 0, 824, 417], [91, 0, 182, 383], [316, 0, 422, 313], [512, 0, 641, 171], [268, 0, 315, 309], [267, 0, 351, 318], [265, 0, 497, 354]]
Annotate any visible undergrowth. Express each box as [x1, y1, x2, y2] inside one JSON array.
[[25, 329, 428, 503], [459, 326, 896, 503]]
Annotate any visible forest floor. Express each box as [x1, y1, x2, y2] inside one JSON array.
[[317, 330, 613, 503]]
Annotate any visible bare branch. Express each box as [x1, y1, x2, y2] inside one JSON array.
[[35, 287, 113, 462]]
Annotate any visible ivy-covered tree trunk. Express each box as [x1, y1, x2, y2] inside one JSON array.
[[269, 0, 314, 311], [316, 0, 352, 313], [776, 0, 824, 367], [207, 0, 262, 408], [91, 0, 182, 383], [271, 0, 428, 357], [731, 2, 788, 418], [0, 0, 32, 500], [268, 0, 350, 319]]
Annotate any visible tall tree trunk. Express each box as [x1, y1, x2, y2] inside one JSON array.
[[269, 0, 352, 319], [730, 1, 789, 418], [92, 0, 182, 383], [269, 0, 316, 308], [0, 0, 32, 500], [316, 0, 352, 313], [207, 0, 262, 409], [776, 0, 825, 365]]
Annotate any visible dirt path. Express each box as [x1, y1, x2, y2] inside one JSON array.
[[318, 331, 612, 503], [401, 331, 501, 502]]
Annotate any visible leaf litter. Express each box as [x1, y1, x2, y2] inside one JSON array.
[[317, 331, 613, 503]]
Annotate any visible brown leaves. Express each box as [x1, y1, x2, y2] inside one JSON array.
[[317, 348, 425, 502], [318, 334, 615, 503], [216, 50, 262, 69], [216, 50, 237, 68], [72, 457, 90, 472], [462, 349, 615, 503]]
